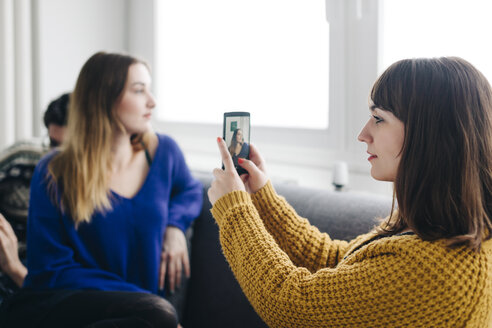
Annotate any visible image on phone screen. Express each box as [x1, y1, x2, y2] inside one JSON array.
[[223, 112, 250, 175]]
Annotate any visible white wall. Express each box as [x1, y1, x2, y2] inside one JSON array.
[[32, 0, 128, 135]]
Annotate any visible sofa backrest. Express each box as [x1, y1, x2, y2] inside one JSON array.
[[182, 172, 392, 328]]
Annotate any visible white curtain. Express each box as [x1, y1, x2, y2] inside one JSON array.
[[0, 0, 34, 151]]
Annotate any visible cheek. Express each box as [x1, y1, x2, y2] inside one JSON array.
[[384, 126, 404, 158], [389, 141, 402, 158], [117, 99, 141, 122], [393, 124, 405, 156]]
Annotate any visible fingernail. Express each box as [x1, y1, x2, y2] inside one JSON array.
[[217, 137, 222, 143], [238, 158, 244, 164]]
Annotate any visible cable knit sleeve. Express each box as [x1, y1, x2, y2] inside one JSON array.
[[211, 190, 491, 328], [250, 181, 349, 270]]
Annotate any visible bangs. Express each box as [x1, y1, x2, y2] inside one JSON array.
[[370, 59, 416, 122]]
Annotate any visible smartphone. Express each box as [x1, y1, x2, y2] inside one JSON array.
[[223, 112, 250, 175]]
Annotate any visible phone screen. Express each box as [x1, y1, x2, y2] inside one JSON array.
[[223, 112, 250, 175]]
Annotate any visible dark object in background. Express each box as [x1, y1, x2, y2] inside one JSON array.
[[0, 141, 48, 300]]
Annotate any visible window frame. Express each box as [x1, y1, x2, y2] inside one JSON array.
[[128, 0, 382, 188]]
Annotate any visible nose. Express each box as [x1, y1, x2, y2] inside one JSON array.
[[147, 92, 156, 109], [357, 120, 372, 144]]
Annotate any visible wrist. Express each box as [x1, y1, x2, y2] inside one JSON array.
[[7, 262, 27, 287], [211, 190, 252, 224]]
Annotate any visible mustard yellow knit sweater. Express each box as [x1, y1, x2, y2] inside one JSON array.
[[211, 182, 492, 328]]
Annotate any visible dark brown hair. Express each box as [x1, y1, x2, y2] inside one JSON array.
[[372, 57, 492, 250]]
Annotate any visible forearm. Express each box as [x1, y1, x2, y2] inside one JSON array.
[[212, 191, 373, 327], [167, 173, 203, 231], [251, 181, 348, 270], [212, 191, 313, 326], [6, 262, 27, 287]]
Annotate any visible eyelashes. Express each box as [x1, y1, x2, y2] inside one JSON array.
[[372, 115, 383, 124]]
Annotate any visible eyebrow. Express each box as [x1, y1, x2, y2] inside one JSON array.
[[131, 82, 146, 87], [369, 104, 377, 112]]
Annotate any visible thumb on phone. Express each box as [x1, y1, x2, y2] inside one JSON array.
[[237, 157, 268, 194]]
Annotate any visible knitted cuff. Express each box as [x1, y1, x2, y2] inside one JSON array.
[[251, 181, 280, 213], [210, 190, 252, 225]]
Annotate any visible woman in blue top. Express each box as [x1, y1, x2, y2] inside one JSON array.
[[228, 128, 249, 171], [0, 52, 203, 328]]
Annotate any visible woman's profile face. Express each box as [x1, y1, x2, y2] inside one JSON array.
[[115, 63, 156, 135], [236, 129, 243, 143], [357, 102, 404, 182]]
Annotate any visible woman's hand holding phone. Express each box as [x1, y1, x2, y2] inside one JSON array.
[[237, 143, 268, 194], [208, 138, 269, 206], [208, 138, 246, 205]]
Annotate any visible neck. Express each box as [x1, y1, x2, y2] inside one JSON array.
[[111, 132, 134, 173]]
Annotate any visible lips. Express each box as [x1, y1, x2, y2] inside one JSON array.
[[367, 151, 377, 161]]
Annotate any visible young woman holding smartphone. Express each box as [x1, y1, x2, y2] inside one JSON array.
[[208, 57, 492, 327]]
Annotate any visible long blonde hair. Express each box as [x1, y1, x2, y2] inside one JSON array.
[[49, 52, 149, 225]]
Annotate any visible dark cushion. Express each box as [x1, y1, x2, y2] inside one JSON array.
[[183, 172, 391, 328]]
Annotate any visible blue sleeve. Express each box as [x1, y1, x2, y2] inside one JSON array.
[[166, 138, 203, 232], [24, 156, 145, 292], [240, 142, 250, 158]]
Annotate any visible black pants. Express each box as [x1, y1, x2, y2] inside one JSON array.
[[0, 290, 178, 328]]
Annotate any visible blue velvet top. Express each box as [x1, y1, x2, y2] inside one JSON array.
[[23, 134, 203, 294]]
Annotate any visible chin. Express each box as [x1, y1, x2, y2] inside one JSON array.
[[126, 124, 151, 136], [370, 169, 394, 182]]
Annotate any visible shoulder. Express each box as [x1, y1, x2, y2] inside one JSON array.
[[31, 150, 60, 187], [151, 133, 187, 171], [339, 234, 491, 322], [144, 132, 181, 161], [35, 150, 59, 173], [353, 233, 467, 260], [155, 133, 182, 154], [350, 234, 489, 285]]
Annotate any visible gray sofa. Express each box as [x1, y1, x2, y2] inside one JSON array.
[[176, 172, 392, 328]]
